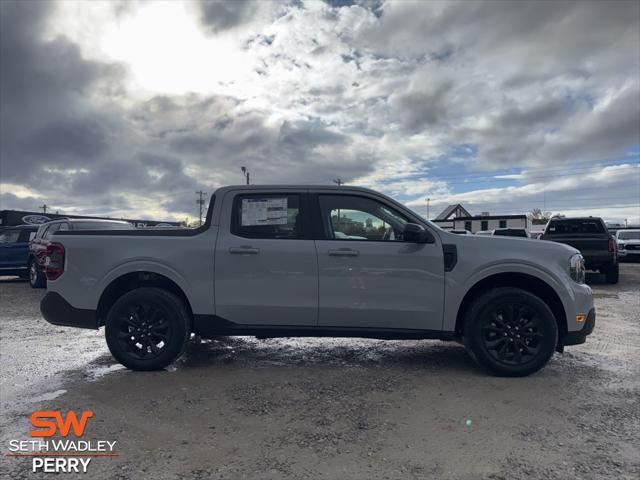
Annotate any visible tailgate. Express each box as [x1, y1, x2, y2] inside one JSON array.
[[546, 235, 609, 252]]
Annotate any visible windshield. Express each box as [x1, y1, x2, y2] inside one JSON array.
[[546, 219, 605, 235], [73, 222, 133, 230], [617, 231, 640, 240]]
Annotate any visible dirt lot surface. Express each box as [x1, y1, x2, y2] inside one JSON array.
[[1, 264, 639, 479]]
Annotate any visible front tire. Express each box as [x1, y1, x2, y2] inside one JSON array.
[[105, 287, 190, 371], [28, 258, 46, 288], [605, 263, 619, 284], [463, 287, 558, 377]]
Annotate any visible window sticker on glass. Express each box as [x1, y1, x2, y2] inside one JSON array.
[[241, 198, 288, 226]]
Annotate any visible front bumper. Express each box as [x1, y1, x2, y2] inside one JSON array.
[[564, 308, 596, 346], [619, 249, 640, 257], [41, 292, 99, 329]]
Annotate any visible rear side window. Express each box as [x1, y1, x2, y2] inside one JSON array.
[[546, 219, 606, 235], [35, 225, 47, 239], [43, 223, 61, 239], [18, 229, 36, 242], [231, 194, 303, 239]]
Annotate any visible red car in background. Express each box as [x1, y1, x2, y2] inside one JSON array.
[[28, 218, 132, 288]]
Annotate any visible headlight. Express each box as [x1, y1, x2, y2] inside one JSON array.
[[569, 253, 585, 284], [618, 243, 625, 250]]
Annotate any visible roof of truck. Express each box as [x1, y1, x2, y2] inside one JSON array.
[[213, 184, 378, 192]]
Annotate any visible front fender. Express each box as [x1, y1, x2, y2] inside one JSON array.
[[443, 260, 574, 332]]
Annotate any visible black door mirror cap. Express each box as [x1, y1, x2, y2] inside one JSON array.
[[403, 223, 434, 243]]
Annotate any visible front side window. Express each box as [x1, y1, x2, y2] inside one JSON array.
[[0, 229, 20, 244], [318, 195, 409, 241], [232, 194, 303, 239]]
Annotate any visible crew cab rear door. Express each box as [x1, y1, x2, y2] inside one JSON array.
[[312, 192, 445, 331], [214, 189, 318, 326]]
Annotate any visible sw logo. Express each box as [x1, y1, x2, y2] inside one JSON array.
[[30, 410, 94, 437], [7, 410, 116, 474]]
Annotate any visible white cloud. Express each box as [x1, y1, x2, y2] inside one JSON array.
[[1, 0, 638, 223]]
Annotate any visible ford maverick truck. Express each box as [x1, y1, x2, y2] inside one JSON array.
[[40, 186, 595, 376]]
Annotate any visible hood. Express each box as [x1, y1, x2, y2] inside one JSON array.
[[440, 230, 580, 263]]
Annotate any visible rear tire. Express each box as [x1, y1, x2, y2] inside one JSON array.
[[105, 287, 191, 371], [605, 263, 619, 284], [28, 258, 46, 288], [463, 287, 558, 377]]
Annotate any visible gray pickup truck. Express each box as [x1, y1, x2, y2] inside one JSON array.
[[40, 185, 595, 376]]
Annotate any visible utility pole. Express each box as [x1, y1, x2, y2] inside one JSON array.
[[425, 198, 431, 220], [195, 191, 207, 226], [39, 204, 48, 214], [332, 178, 344, 186], [241, 166, 250, 185]]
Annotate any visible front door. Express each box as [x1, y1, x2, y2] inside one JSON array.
[[214, 191, 318, 326], [313, 193, 445, 331]]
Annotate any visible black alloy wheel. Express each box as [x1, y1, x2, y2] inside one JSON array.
[[464, 287, 558, 377], [105, 287, 190, 371], [481, 303, 543, 365], [115, 303, 172, 360]]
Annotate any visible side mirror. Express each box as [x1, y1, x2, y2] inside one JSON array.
[[403, 223, 432, 243]]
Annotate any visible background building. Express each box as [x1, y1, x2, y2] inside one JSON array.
[[0, 210, 182, 228], [433, 204, 528, 233]]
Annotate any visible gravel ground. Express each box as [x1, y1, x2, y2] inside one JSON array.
[[1, 264, 639, 479]]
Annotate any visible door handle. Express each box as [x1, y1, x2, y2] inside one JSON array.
[[328, 248, 359, 257], [229, 246, 260, 255]]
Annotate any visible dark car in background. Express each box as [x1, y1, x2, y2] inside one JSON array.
[[28, 218, 133, 288], [542, 217, 618, 283], [492, 228, 531, 238], [0, 225, 39, 279]]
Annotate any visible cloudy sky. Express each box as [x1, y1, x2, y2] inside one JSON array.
[[1, 0, 639, 224]]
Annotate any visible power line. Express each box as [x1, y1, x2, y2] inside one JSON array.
[[195, 191, 207, 226]]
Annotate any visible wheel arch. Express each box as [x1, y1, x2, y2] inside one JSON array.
[[97, 272, 194, 327], [454, 272, 567, 342]]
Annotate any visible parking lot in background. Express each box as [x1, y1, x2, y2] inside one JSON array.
[[1, 264, 638, 479]]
